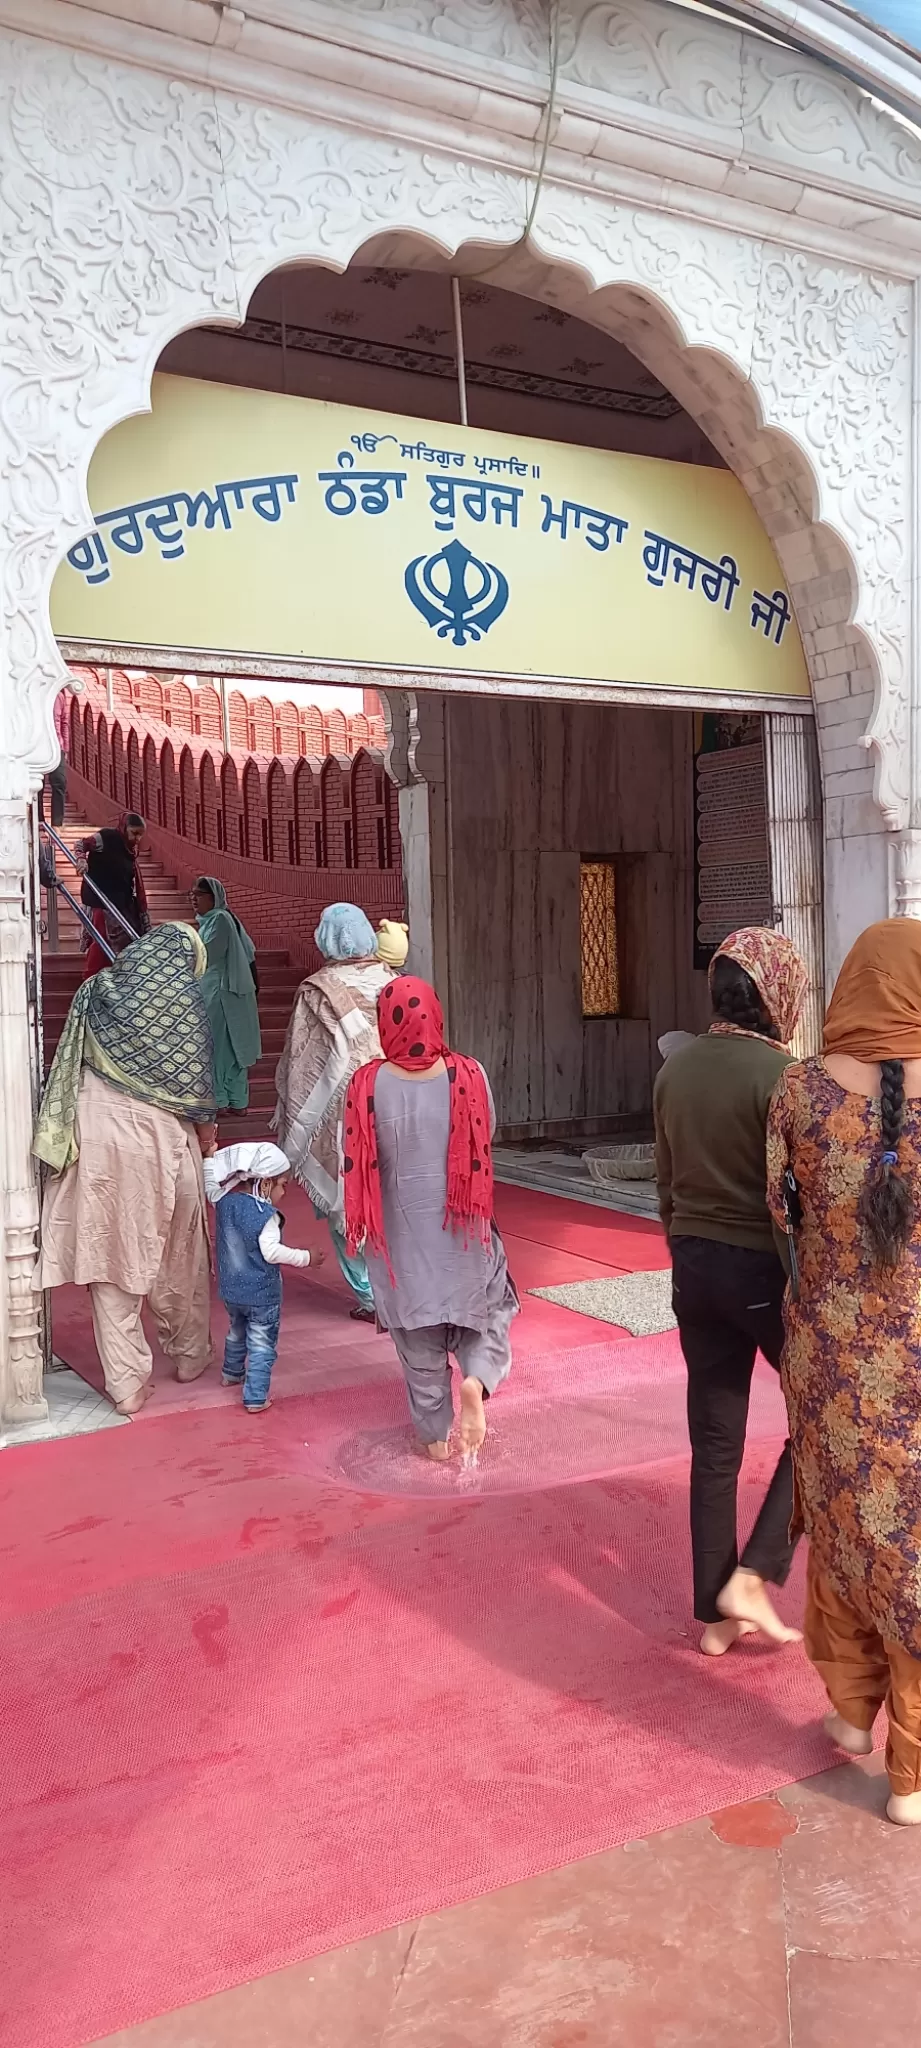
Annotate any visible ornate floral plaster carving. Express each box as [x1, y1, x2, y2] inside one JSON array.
[[750, 252, 910, 828], [742, 46, 921, 195], [532, 198, 762, 363], [213, 104, 527, 303], [298, 0, 547, 67], [532, 189, 911, 828], [563, 0, 742, 133], [891, 829, 921, 919], [289, 0, 921, 220], [0, 37, 241, 786]]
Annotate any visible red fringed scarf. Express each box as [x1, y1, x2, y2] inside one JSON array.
[[343, 975, 494, 1277]]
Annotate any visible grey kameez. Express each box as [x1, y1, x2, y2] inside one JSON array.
[[363, 1065, 517, 1442]]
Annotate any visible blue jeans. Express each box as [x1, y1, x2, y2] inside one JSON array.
[[222, 1301, 280, 1408]]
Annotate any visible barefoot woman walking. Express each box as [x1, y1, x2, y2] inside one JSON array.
[[654, 927, 808, 1656], [767, 920, 921, 1825], [343, 976, 518, 1459]]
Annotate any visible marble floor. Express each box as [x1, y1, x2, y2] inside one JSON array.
[[494, 1145, 660, 1218], [92, 1754, 921, 2047], [1, 1363, 127, 1448]]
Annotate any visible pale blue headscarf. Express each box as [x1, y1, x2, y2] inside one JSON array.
[[315, 902, 377, 961]]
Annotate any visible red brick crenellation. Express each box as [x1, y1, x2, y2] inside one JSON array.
[[67, 665, 387, 756]]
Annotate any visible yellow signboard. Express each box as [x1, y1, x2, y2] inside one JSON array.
[[52, 373, 809, 702]]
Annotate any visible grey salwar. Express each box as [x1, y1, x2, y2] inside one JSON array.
[[389, 1251, 518, 1443]]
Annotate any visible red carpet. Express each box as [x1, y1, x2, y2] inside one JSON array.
[[494, 1179, 669, 1256], [1, 1192, 839, 2047]]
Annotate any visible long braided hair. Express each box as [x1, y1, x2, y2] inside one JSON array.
[[710, 955, 776, 1038], [857, 1059, 916, 1272]]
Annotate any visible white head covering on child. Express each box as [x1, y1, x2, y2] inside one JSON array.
[[209, 1142, 291, 1195]]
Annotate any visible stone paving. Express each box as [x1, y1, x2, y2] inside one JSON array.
[[96, 1756, 921, 2047]]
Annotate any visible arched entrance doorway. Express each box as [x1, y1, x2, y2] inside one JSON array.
[[50, 254, 828, 1122]]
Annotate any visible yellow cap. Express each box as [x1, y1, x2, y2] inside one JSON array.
[[377, 919, 409, 970]]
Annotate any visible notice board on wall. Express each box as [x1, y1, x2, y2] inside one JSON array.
[[694, 714, 773, 970]]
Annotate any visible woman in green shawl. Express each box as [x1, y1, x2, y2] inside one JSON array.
[[34, 923, 217, 1414], [192, 878, 262, 1115]]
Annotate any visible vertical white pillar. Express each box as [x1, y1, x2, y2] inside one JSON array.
[[0, 798, 47, 1424], [380, 688, 450, 1030], [219, 673, 231, 757], [763, 711, 825, 1055], [896, 279, 921, 920]]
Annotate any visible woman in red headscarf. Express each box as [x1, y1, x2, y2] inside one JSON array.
[[343, 976, 518, 1459]]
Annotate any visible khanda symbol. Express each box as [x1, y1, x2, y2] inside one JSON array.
[[404, 538, 509, 648]]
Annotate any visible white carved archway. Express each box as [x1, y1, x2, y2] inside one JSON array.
[[0, 33, 909, 826], [0, 19, 914, 1424]]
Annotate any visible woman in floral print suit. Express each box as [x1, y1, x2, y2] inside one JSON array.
[[767, 919, 921, 1826]]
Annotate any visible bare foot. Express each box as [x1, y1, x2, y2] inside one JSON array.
[[425, 1439, 451, 1462], [115, 1380, 154, 1417], [243, 1398, 273, 1414], [699, 1618, 758, 1657], [717, 1569, 803, 1645], [824, 1711, 873, 1756], [887, 1791, 921, 1825], [459, 1377, 487, 1455], [175, 1357, 210, 1384]]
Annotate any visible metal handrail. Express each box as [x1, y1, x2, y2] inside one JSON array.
[[49, 878, 117, 964], [39, 820, 139, 947]]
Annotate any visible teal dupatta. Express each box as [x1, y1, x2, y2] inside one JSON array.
[[196, 879, 262, 1070]]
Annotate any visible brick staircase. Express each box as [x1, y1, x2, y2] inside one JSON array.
[[41, 802, 301, 1140]]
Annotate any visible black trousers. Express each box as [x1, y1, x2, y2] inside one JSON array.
[[39, 761, 67, 828], [671, 1235, 797, 1624]]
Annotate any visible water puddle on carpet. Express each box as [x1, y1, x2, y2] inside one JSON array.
[[291, 1334, 787, 1500], [299, 1387, 700, 1498]]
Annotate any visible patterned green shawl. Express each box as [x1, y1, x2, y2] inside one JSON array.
[[34, 923, 216, 1173]]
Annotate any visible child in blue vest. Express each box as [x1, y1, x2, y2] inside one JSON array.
[[201, 1139, 323, 1412]]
